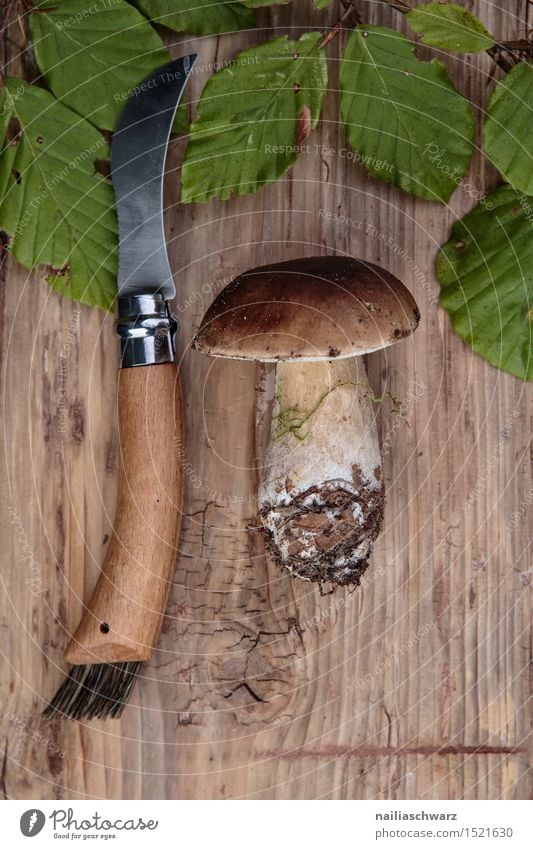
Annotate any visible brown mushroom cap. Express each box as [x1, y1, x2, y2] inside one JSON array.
[[192, 256, 420, 362]]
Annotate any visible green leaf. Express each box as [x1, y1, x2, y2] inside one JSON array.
[[0, 78, 117, 309], [483, 62, 533, 196], [132, 0, 255, 36], [241, 0, 291, 6], [436, 185, 533, 381], [340, 25, 475, 202], [181, 33, 328, 203], [29, 0, 170, 131], [173, 102, 189, 136], [313, 0, 333, 6], [407, 2, 494, 52]]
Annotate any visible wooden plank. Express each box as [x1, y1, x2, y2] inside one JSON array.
[[1, 1, 531, 800]]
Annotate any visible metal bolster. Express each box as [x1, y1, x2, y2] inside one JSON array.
[[117, 294, 178, 368]]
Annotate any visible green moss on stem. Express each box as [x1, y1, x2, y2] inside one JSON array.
[[273, 379, 402, 442]]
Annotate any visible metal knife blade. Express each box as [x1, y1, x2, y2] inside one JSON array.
[[111, 55, 197, 300]]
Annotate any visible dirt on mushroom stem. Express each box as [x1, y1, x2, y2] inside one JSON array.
[[258, 356, 384, 586]]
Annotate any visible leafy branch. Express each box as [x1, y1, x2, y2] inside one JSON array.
[[319, 1, 362, 48], [0, 0, 532, 379], [380, 0, 533, 72]]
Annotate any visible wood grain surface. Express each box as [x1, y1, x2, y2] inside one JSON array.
[[1, 1, 531, 800]]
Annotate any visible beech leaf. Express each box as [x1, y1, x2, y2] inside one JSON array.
[[132, 0, 255, 36], [241, 0, 291, 6], [483, 62, 533, 196], [29, 0, 170, 131], [340, 25, 475, 202], [181, 33, 328, 203], [0, 79, 117, 309], [436, 185, 533, 381], [407, 3, 494, 53]]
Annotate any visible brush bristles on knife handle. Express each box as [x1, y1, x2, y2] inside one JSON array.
[[64, 295, 183, 666]]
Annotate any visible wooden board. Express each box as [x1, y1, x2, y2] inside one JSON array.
[[1, 1, 531, 800]]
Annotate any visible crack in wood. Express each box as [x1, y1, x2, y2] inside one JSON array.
[[256, 744, 528, 760], [224, 681, 268, 704], [0, 743, 8, 799]]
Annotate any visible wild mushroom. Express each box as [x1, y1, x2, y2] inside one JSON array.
[[192, 256, 420, 586]]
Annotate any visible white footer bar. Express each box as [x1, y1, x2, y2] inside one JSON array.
[[4, 799, 532, 848]]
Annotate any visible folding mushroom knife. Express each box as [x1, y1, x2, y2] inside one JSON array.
[[63, 55, 197, 667]]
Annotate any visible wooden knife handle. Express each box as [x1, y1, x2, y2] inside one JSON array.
[[65, 363, 183, 665]]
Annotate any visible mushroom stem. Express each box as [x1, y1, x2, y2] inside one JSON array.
[[258, 357, 384, 585]]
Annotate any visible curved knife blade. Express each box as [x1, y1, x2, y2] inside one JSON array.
[[111, 55, 197, 299]]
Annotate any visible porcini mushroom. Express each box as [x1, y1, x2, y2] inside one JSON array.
[[192, 256, 420, 586]]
